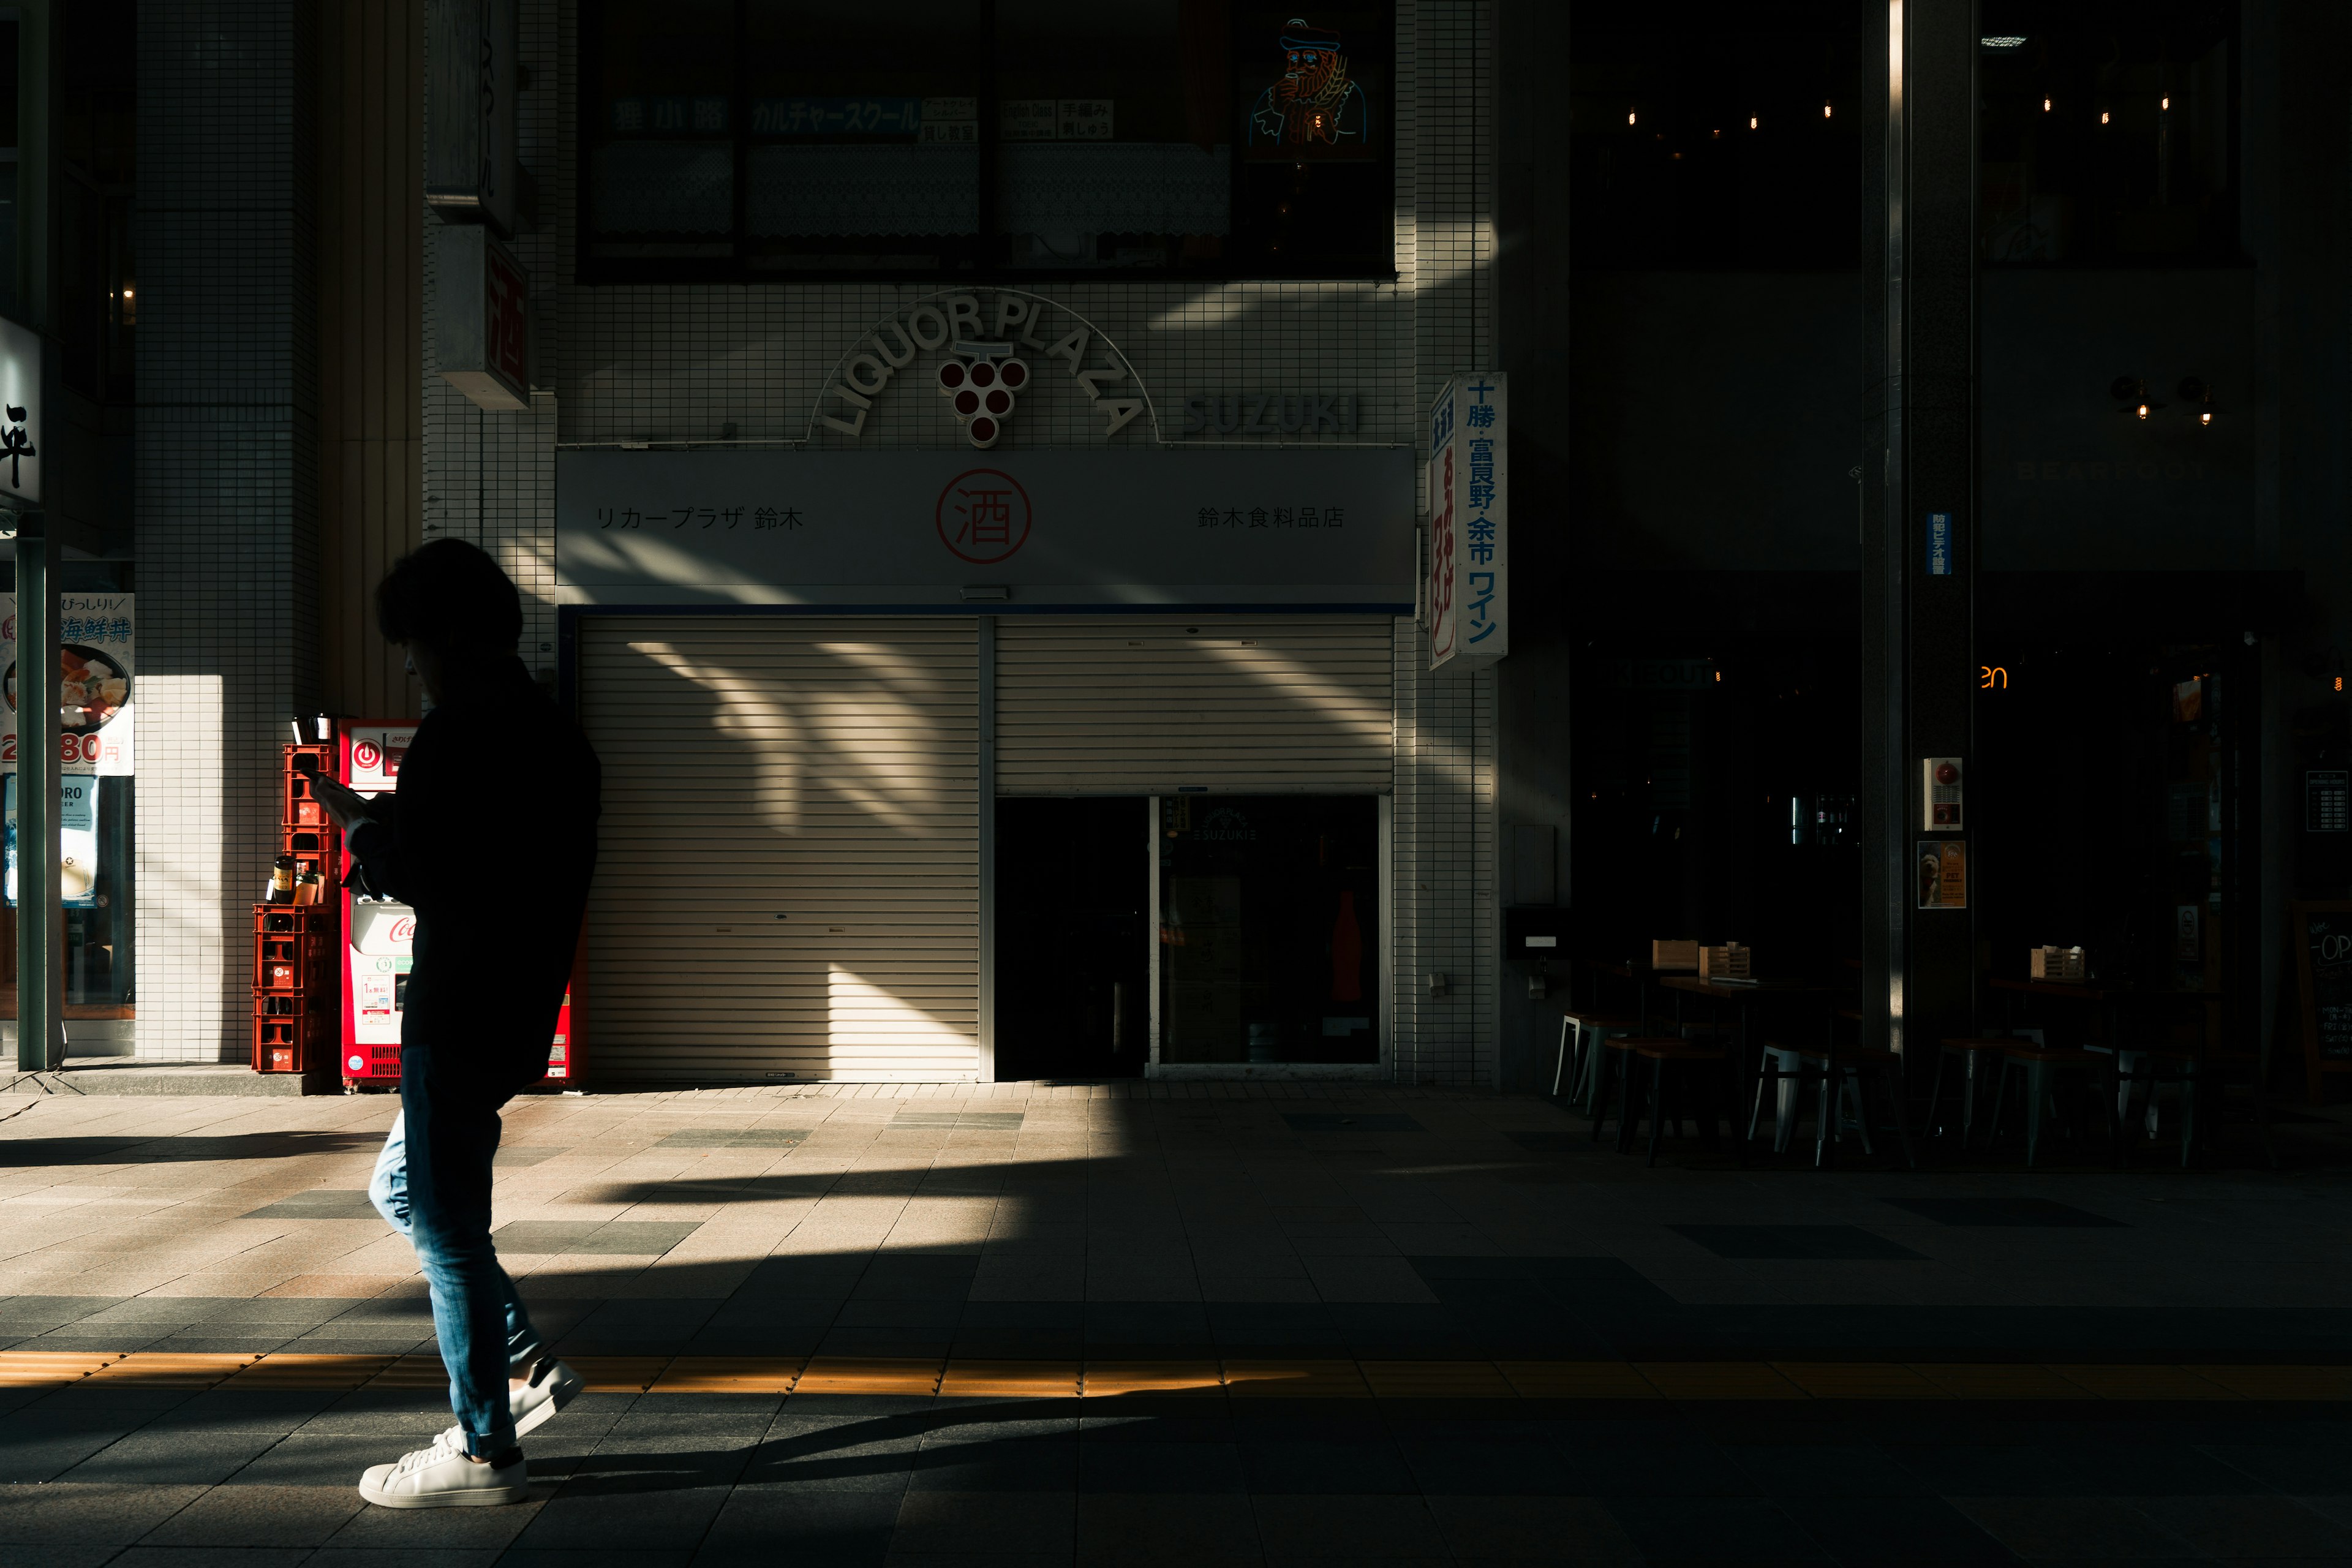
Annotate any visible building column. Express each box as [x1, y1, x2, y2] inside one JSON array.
[[1861, 0, 1977, 1058], [133, 1, 319, 1061]]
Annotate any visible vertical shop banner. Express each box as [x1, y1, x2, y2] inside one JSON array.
[[1427, 373, 1507, 671], [4, 775, 98, 908], [0, 594, 135, 776], [0, 316, 39, 505]]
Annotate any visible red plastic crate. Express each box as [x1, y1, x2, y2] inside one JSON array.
[[284, 744, 337, 828], [251, 992, 329, 1073]]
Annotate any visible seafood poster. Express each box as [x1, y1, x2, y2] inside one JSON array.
[[0, 594, 134, 776]]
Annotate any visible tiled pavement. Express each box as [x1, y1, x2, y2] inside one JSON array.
[[2, 1080, 2351, 1564]]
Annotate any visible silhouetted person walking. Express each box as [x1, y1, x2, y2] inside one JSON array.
[[315, 540, 601, 1507]]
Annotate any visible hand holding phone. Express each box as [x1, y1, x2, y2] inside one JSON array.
[[312, 774, 380, 835]]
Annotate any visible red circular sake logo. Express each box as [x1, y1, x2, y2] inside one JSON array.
[[353, 741, 382, 771], [937, 469, 1032, 564]]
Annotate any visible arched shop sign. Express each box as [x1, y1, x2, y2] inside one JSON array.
[[805, 290, 1157, 448]]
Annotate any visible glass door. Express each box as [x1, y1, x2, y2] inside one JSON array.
[[1156, 794, 1379, 1065]]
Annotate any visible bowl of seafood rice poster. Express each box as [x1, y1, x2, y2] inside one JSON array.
[[0, 594, 135, 775]]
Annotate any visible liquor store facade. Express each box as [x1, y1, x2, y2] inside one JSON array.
[[559, 442, 1446, 1085]]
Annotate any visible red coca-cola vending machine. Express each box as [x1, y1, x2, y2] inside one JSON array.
[[337, 722, 416, 1088], [333, 720, 580, 1091]]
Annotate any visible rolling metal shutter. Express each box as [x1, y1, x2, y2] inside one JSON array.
[[995, 616, 1393, 794], [578, 617, 979, 1084]]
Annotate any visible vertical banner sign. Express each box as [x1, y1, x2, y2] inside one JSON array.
[[1427, 373, 1508, 671], [0, 315, 39, 505], [432, 225, 531, 411], [1, 594, 136, 775], [425, 0, 521, 235], [1925, 511, 1954, 576]]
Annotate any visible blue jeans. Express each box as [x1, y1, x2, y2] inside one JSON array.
[[369, 1069, 543, 1457]]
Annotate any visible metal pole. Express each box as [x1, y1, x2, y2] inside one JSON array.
[[14, 510, 57, 1071]]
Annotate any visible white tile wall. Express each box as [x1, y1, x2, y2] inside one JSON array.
[[413, 0, 1500, 1083]]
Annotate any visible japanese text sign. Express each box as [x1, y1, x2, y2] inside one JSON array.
[[554, 448, 1415, 606], [0, 314, 39, 504], [432, 224, 530, 412], [1427, 373, 1507, 671]]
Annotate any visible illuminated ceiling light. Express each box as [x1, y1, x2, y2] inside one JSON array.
[[2162, 95, 2171, 110], [2043, 96, 2052, 111], [1980, 35, 2027, 47], [1627, 109, 1637, 125], [2100, 110, 2111, 124], [1822, 102, 1833, 118], [2137, 403, 2150, 420], [1749, 116, 1758, 129], [2180, 376, 2215, 424]]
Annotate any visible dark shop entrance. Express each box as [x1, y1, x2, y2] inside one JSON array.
[[994, 797, 1151, 1080]]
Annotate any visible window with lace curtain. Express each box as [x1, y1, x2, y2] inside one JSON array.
[[581, 0, 1396, 280]]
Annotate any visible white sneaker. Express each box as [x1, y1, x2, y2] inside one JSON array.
[[358, 1427, 529, 1508], [511, 1355, 584, 1437]]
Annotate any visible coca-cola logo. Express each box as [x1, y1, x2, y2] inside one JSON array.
[[390, 917, 416, 943]]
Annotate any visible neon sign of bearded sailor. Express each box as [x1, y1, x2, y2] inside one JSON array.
[[1247, 17, 1370, 152]]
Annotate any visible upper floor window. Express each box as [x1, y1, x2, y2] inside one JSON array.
[[1978, 1, 2238, 266], [581, 1, 1396, 281], [1567, 2, 1863, 270]]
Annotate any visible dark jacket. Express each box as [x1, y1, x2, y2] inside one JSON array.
[[350, 656, 601, 1091]]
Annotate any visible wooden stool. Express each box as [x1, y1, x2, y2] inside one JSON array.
[[1588, 1035, 1656, 1142], [1989, 1044, 2117, 1167], [1617, 1038, 1734, 1167], [2100, 1046, 2201, 1168], [1792, 1044, 1915, 1170], [1553, 1009, 1641, 1107], [1926, 1038, 2011, 1150]]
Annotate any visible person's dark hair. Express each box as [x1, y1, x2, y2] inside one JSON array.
[[375, 539, 524, 650]]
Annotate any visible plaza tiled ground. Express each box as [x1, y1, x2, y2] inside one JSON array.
[[2, 1079, 2350, 1564]]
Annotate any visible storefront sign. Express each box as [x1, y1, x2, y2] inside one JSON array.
[[1177, 393, 1360, 437], [0, 315, 39, 505], [1427, 373, 1507, 670], [815, 292, 1144, 447], [433, 225, 530, 412], [554, 447, 1415, 607], [0, 594, 134, 776], [426, 0, 521, 235]]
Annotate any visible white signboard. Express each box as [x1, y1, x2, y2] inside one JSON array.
[[1426, 374, 1508, 671], [1, 593, 135, 775], [555, 448, 1417, 608], [0, 315, 39, 504]]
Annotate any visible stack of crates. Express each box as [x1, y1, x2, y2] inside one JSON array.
[[252, 906, 335, 1072], [252, 743, 342, 1076]]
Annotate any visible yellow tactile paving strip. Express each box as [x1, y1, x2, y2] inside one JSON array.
[[3, 1351, 2350, 1401]]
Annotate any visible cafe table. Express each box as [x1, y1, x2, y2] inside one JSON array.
[[1659, 976, 1833, 1152]]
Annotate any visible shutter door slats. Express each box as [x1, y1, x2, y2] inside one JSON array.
[[996, 617, 1393, 795], [579, 617, 979, 1084]]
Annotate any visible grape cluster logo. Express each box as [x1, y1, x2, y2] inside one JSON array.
[[937, 345, 1030, 450]]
